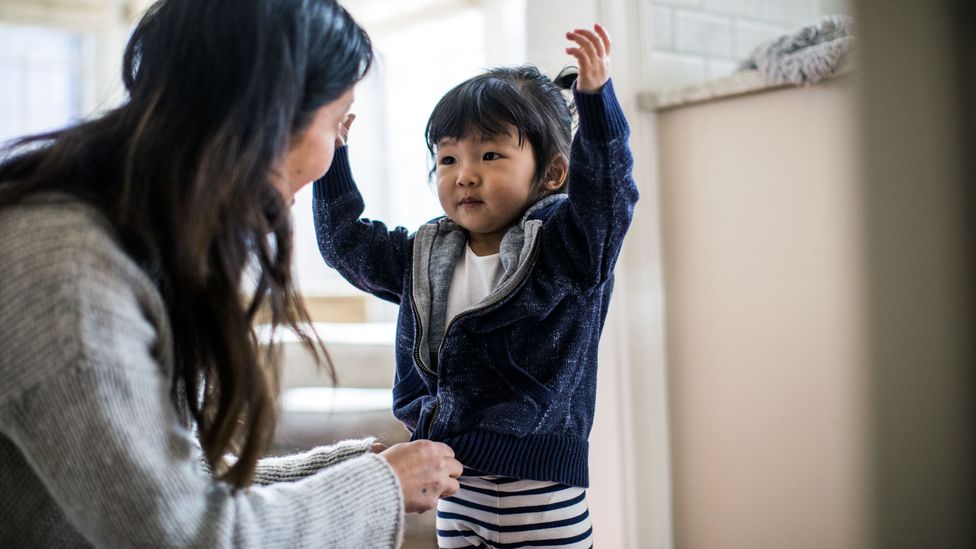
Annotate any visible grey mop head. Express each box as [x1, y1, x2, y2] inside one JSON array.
[[740, 15, 855, 86]]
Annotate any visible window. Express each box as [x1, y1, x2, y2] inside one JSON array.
[[0, 23, 86, 143], [291, 1, 527, 321]]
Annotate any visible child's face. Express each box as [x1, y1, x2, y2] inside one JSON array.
[[435, 127, 537, 253]]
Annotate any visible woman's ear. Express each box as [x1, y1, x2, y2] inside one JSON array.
[[542, 154, 569, 192]]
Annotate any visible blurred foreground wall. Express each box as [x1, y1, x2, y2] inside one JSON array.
[[657, 74, 867, 549], [857, 1, 975, 547]]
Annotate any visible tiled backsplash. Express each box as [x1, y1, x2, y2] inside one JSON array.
[[647, 0, 851, 89]]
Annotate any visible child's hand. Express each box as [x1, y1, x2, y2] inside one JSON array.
[[336, 113, 355, 147], [565, 23, 612, 93]]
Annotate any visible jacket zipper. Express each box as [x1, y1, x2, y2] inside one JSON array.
[[415, 230, 542, 436], [436, 231, 543, 358], [410, 299, 436, 376]]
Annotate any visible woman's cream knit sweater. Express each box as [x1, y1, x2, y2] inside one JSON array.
[[0, 194, 404, 548]]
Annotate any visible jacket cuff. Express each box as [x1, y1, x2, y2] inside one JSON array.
[[573, 78, 629, 141], [313, 146, 358, 201]]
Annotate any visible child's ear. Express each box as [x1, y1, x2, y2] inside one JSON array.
[[542, 154, 569, 192]]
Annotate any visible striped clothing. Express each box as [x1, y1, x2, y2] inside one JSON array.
[[437, 475, 593, 548]]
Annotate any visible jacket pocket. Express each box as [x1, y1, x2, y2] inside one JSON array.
[[485, 332, 553, 406]]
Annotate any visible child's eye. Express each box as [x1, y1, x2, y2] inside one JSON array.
[[439, 156, 456, 165], [483, 152, 501, 161]]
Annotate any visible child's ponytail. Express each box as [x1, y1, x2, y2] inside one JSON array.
[[554, 67, 579, 90], [553, 67, 579, 134]]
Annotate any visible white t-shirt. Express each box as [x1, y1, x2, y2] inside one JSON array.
[[445, 244, 504, 322]]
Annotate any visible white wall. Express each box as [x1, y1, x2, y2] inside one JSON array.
[[647, 0, 852, 88]]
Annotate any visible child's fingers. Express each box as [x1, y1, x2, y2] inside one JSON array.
[[336, 113, 355, 146], [572, 27, 606, 58], [594, 23, 612, 55], [565, 31, 596, 64], [565, 46, 587, 67], [565, 24, 611, 92], [341, 113, 356, 131]]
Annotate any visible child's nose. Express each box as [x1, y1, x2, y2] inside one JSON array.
[[455, 165, 480, 187]]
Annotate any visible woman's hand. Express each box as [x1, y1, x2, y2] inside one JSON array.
[[565, 23, 612, 93], [335, 113, 355, 147], [377, 440, 462, 513]]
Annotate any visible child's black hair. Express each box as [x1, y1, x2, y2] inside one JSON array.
[[425, 65, 578, 195]]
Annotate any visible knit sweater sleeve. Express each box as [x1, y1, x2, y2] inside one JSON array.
[[0, 200, 404, 548], [547, 79, 640, 287], [243, 438, 377, 485], [312, 147, 412, 304]]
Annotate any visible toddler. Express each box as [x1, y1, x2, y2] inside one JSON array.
[[314, 24, 637, 548]]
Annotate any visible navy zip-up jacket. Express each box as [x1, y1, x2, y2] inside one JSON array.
[[313, 80, 638, 487]]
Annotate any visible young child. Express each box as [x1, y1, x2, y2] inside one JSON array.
[[313, 24, 637, 548]]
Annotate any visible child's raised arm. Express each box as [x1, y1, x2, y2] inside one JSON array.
[[565, 23, 612, 93], [544, 23, 638, 289], [313, 114, 412, 304]]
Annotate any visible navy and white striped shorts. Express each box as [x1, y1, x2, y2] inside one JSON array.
[[436, 474, 593, 548]]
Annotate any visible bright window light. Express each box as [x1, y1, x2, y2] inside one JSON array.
[[0, 23, 83, 143]]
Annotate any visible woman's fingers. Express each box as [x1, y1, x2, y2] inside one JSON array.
[[441, 476, 461, 498], [450, 455, 464, 478], [379, 440, 463, 513]]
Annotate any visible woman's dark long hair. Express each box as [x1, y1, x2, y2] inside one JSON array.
[[0, 0, 372, 488]]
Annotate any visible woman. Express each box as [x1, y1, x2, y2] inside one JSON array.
[[0, 0, 460, 547]]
